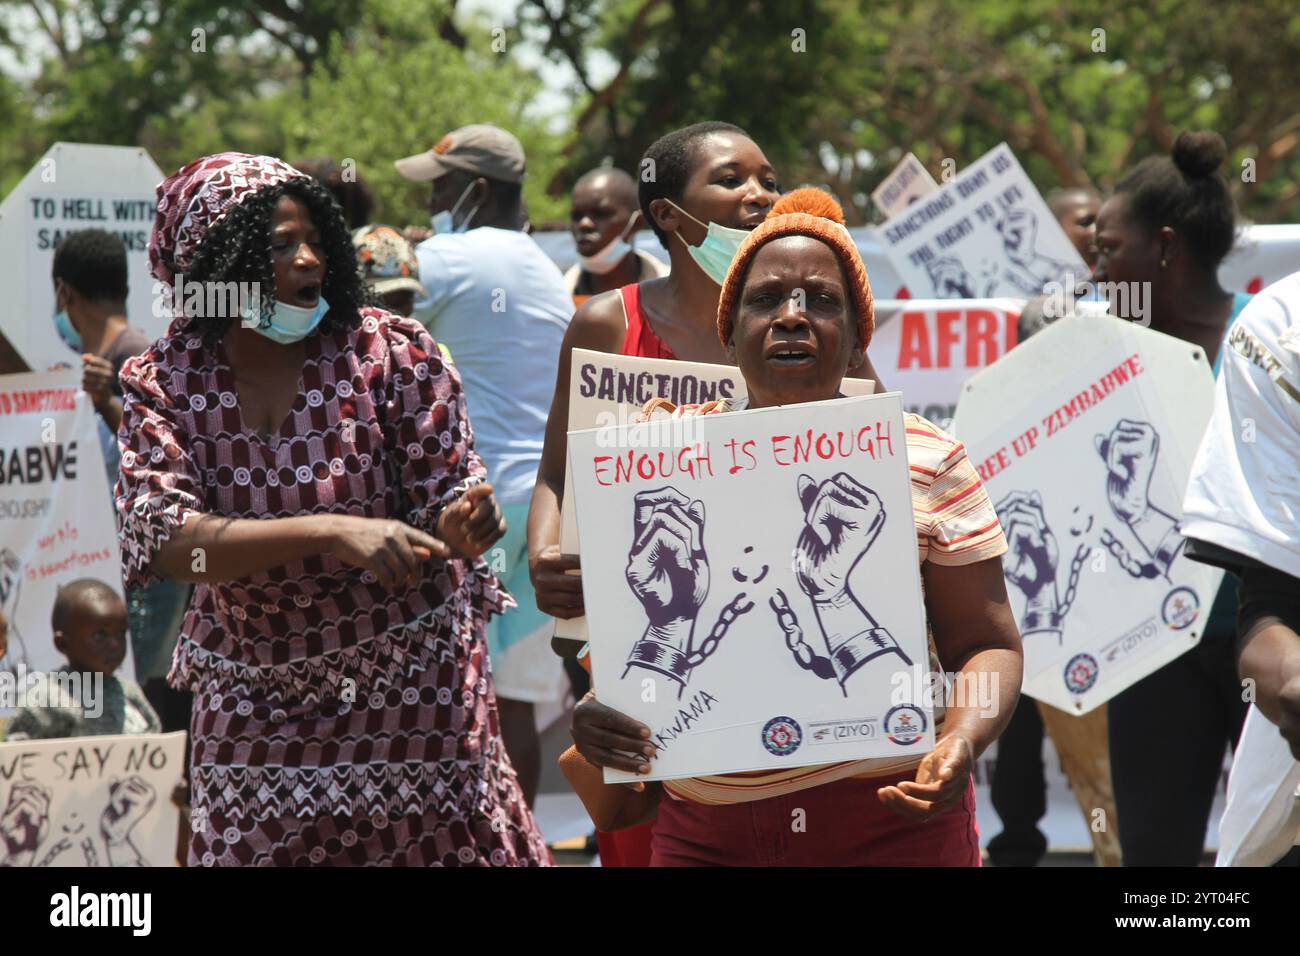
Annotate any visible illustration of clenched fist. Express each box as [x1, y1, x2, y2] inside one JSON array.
[[995, 490, 1059, 600], [1096, 419, 1159, 525], [793, 473, 886, 602], [926, 256, 976, 299], [998, 209, 1039, 271], [626, 487, 709, 628], [0, 783, 51, 867], [100, 776, 157, 848]]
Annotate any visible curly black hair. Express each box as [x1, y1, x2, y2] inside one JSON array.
[[182, 177, 375, 347]]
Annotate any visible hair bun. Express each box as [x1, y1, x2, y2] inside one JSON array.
[[1172, 130, 1227, 179], [770, 187, 846, 225]]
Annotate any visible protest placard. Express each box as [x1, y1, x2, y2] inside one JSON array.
[[951, 315, 1224, 714], [871, 152, 940, 219], [0, 143, 165, 373], [567, 392, 932, 782], [0, 731, 185, 867], [555, 349, 874, 647], [871, 297, 1023, 429], [0, 371, 129, 697], [874, 143, 1086, 300]]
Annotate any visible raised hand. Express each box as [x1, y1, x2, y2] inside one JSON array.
[[793, 473, 885, 603], [626, 487, 709, 628], [995, 490, 1059, 601], [1096, 420, 1160, 525]]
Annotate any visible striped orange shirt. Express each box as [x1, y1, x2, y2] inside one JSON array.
[[632, 402, 1008, 805]]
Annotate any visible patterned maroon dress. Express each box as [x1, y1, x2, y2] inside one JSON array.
[[115, 307, 550, 866]]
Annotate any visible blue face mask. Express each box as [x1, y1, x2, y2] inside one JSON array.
[[430, 181, 480, 236], [666, 200, 752, 286], [246, 297, 329, 345], [54, 309, 83, 351]]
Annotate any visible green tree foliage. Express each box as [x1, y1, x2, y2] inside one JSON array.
[[2, 0, 1297, 226], [287, 0, 567, 226], [525, 0, 1300, 223]]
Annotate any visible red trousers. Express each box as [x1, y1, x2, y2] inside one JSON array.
[[649, 773, 980, 867], [595, 822, 655, 867]]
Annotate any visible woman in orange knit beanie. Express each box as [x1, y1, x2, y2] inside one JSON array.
[[567, 188, 1024, 866]]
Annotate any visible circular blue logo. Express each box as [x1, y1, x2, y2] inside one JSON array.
[[883, 704, 927, 745], [1162, 587, 1200, 630], [761, 716, 803, 756], [1064, 653, 1099, 694]]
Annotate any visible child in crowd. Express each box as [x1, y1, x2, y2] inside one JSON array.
[[4, 579, 160, 741]]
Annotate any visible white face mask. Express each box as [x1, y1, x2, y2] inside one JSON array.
[[577, 214, 638, 275], [430, 180, 480, 235], [665, 199, 751, 286]]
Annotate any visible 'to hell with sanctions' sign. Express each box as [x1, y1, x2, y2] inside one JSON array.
[[951, 315, 1223, 714], [568, 393, 931, 783]]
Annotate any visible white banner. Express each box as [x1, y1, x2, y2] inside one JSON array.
[[0, 731, 185, 867], [872, 297, 1023, 430], [556, 349, 873, 644], [951, 315, 1224, 713], [568, 392, 932, 782], [0, 371, 128, 690], [0, 143, 164, 373], [875, 143, 1087, 300]]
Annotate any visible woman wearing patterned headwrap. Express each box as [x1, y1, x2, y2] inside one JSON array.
[[115, 152, 549, 866]]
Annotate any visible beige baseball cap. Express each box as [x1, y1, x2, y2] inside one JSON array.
[[394, 124, 526, 184]]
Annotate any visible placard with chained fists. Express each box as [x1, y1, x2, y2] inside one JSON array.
[[568, 392, 931, 783], [952, 314, 1225, 714]]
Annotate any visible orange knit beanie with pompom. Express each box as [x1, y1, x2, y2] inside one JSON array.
[[715, 187, 874, 349]]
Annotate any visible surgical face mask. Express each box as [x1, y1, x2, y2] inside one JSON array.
[[666, 200, 751, 286], [578, 215, 638, 275], [54, 308, 83, 351], [430, 180, 480, 236], [245, 297, 330, 345]]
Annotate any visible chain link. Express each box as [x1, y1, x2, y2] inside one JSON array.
[[1099, 528, 1160, 580], [1056, 542, 1093, 618], [769, 588, 837, 680], [684, 592, 754, 669]]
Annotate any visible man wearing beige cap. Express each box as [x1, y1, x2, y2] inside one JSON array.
[[396, 124, 572, 809]]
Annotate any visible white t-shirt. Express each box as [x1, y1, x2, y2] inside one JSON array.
[[1183, 271, 1300, 866], [413, 227, 573, 506], [1181, 270, 1300, 579]]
